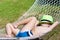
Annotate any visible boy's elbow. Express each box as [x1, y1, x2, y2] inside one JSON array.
[[29, 17, 37, 22]]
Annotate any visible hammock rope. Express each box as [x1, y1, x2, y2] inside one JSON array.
[[13, 0, 60, 25]]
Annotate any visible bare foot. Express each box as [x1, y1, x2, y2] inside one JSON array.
[[6, 35, 12, 38]]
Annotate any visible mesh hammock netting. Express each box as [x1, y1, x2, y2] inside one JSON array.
[[13, 0, 60, 24]]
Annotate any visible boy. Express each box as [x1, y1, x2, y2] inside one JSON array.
[[6, 15, 59, 37]]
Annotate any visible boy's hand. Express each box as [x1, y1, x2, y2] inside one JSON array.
[[58, 21, 60, 24], [12, 24, 18, 28], [35, 21, 39, 26], [11, 23, 18, 28], [56, 21, 60, 24]]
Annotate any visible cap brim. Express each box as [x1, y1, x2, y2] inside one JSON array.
[[39, 21, 53, 25]]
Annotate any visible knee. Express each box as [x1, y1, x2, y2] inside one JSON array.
[[31, 17, 37, 21], [6, 23, 11, 28]]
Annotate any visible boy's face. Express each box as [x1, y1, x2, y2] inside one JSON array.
[[41, 23, 50, 27]]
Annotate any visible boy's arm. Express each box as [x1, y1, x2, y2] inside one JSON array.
[[47, 21, 59, 32]]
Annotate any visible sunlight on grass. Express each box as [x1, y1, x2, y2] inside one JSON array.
[[0, 0, 35, 28]]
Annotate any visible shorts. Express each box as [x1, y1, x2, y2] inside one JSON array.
[[16, 31, 33, 37]]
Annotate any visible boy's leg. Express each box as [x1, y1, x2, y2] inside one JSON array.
[[12, 17, 37, 28], [21, 17, 37, 32], [6, 23, 20, 37]]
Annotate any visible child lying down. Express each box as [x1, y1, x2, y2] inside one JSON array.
[[5, 15, 59, 38]]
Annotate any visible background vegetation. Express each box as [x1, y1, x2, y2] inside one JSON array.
[[0, 0, 34, 28]]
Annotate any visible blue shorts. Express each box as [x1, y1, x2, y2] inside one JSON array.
[[16, 31, 33, 37]]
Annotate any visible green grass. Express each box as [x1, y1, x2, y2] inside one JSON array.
[[0, 0, 35, 28]]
